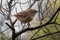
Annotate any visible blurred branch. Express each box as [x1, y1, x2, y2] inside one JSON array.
[[12, 7, 18, 25], [43, 0, 57, 14], [19, 1, 23, 10], [54, 12, 59, 22], [49, 22, 60, 26], [32, 31, 60, 40], [12, 0, 38, 7], [44, 26, 55, 40], [0, 2, 9, 12], [28, 0, 31, 6], [0, 9, 7, 18], [2, 28, 9, 32], [30, 28, 41, 40], [12, 0, 38, 9], [12, 17, 17, 25], [28, 0, 38, 9], [0, 6, 9, 12], [15, 7, 60, 38], [6, 23, 15, 30], [8, 0, 13, 5], [0, 0, 8, 18], [12, 0, 30, 7], [53, 12, 60, 31]]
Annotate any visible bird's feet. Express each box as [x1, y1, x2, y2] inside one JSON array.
[[27, 22, 31, 28]]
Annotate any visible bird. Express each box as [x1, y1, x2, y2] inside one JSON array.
[[14, 9, 38, 28]]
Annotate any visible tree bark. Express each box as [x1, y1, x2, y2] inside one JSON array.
[[12, 30, 15, 40]]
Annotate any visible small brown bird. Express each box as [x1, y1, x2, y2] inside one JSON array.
[[14, 9, 38, 28]]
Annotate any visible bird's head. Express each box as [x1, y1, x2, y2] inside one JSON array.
[[28, 9, 38, 16], [13, 14, 20, 18]]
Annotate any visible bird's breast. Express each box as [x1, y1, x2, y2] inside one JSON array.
[[17, 16, 33, 23]]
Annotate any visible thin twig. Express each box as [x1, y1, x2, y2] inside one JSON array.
[[12, 0, 30, 7], [32, 31, 60, 40], [28, 0, 38, 9], [2, 28, 9, 32]]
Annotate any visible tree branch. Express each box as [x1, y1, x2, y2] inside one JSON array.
[[12, 19, 17, 25], [6, 23, 15, 31], [0, 6, 9, 12], [8, 0, 13, 4], [32, 31, 60, 40], [28, 0, 38, 9]]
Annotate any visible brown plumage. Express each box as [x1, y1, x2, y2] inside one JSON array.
[[14, 9, 38, 27]]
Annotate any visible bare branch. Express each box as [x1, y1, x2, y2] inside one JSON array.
[[8, 0, 13, 4], [12, 0, 31, 7], [32, 31, 60, 40], [6, 23, 15, 30], [28, 0, 38, 9], [19, 2, 23, 10], [0, 9, 7, 18], [2, 28, 9, 32], [12, 19, 17, 25], [1, 6, 9, 12]]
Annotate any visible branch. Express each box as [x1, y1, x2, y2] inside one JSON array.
[[12, 19, 17, 25], [28, 0, 38, 9], [12, 0, 30, 7], [1, 6, 9, 12], [15, 7, 60, 38], [50, 22, 60, 25], [54, 11, 59, 22], [8, 0, 13, 4], [30, 28, 41, 40], [15, 22, 59, 38], [6, 23, 15, 30], [0, 9, 7, 18], [2, 28, 9, 32], [32, 31, 60, 40]]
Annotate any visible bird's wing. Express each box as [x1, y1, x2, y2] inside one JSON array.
[[16, 10, 29, 18], [17, 14, 27, 18]]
